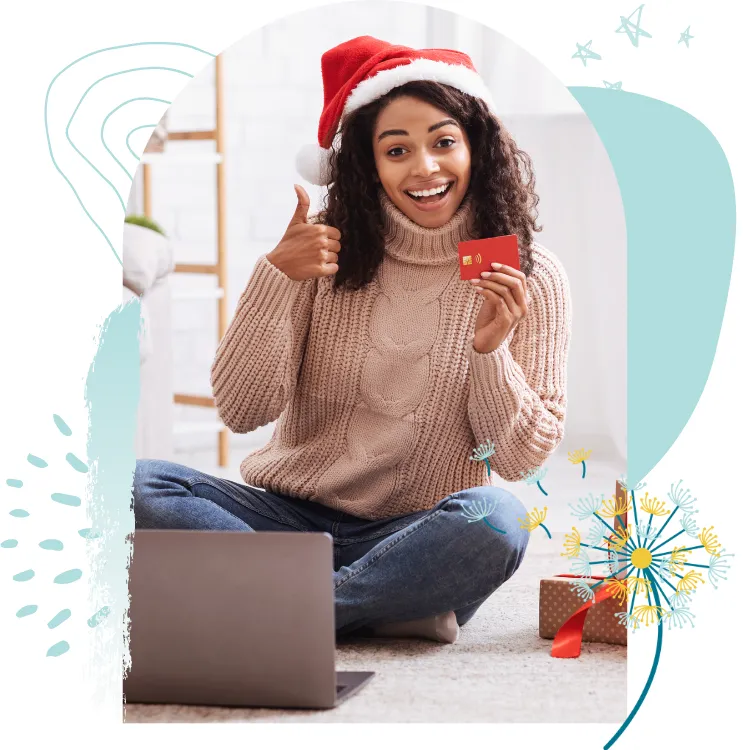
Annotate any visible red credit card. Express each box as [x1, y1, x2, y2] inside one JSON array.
[[458, 234, 520, 280]]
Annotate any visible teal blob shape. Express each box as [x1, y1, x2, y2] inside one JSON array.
[[51, 492, 81, 507], [16, 605, 38, 617], [1, 539, 19, 548], [568, 87, 735, 487], [39, 539, 64, 551], [13, 569, 35, 582], [47, 641, 70, 657], [10, 509, 30, 518], [66, 453, 88, 473], [87, 606, 111, 627], [27, 454, 48, 468], [53, 568, 82, 584], [6, 479, 23, 488], [47, 609, 72, 629], [53, 414, 72, 436], [77, 527, 102, 539]]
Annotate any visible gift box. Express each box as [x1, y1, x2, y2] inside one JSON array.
[[539, 574, 628, 652]]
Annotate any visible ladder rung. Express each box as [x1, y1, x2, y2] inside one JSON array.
[[174, 264, 218, 275], [174, 394, 215, 407], [168, 130, 217, 141]]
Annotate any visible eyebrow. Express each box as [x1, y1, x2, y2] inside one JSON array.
[[376, 118, 459, 142]]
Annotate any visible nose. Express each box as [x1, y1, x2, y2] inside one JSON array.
[[412, 148, 440, 177]]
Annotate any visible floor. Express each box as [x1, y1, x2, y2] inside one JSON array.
[[123, 530, 627, 723]]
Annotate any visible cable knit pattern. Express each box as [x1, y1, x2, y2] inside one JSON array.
[[210, 191, 572, 520]]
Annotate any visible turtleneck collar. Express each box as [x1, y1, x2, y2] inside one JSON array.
[[379, 188, 475, 265]]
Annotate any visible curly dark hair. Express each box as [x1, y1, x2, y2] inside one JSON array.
[[314, 79, 542, 292]]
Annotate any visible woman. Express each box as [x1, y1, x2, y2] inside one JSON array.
[[133, 36, 572, 644]]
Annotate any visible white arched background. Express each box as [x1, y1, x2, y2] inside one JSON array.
[[127, 1, 627, 525]]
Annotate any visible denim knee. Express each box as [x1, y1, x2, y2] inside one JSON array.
[[439, 486, 530, 583]]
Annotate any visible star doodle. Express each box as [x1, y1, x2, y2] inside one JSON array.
[[572, 40, 602, 67], [678, 26, 694, 48], [616, 4, 652, 48]]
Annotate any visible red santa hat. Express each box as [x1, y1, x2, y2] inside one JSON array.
[[295, 35, 498, 186]]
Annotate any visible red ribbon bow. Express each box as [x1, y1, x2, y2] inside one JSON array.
[[550, 575, 616, 658]]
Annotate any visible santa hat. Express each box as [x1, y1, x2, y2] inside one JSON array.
[[296, 35, 498, 186]]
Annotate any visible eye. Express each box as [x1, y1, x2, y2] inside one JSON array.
[[436, 137, 455, 148], [387, 146, 407, 157]]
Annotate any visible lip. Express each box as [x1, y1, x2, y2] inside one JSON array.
[[403, 178, 454, 192], [403, 180, 455, 212]]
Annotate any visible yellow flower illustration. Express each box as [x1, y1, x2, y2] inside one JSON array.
[[632, 604, 670, 627], [629, 576, 652, 596], [667, 546, 691, 575], [606, 578, 630, 606], [562, 527, 582, 557], [600, 493, 632, 519], [699, 526, 721, 556], [639, 492, 670, 517], [608, 525, 632, 551], [676, 569, 705, 593], [568, 448, 592, 464], [519, 506, 550, 537]]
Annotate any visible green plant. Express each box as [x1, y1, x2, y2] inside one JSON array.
[[125, 214, 167, 237]]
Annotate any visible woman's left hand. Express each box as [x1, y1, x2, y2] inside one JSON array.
[[471, 263, 529, 353]]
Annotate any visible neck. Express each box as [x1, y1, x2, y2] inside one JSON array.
[[379, 189, 475, 265]]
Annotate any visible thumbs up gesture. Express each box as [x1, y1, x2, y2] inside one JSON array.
[[266, 185, 341, 280]]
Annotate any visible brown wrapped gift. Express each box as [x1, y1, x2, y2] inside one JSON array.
[[539, 575, 627, 647]]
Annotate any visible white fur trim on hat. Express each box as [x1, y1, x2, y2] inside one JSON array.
[[295, 143, 333, 185], [342, 58, 498, 116]]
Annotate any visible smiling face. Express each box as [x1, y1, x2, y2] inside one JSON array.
[[372, 96, 471, 228]]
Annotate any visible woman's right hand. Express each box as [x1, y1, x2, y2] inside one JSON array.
[[266, 185, 341, 280]]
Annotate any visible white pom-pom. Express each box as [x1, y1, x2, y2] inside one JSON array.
[[295, 143, 332, 186]]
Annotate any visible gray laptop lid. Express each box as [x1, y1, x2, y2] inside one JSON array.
[[124, 529, 339, 709]]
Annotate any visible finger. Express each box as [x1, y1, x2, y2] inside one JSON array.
[[327, 239, 341, 254], [476, 281, 522, 316], [289, 184, 311, 226], [325, 225, 342, 242], [491, 263, 527, 293], [324, 251, 338, 265], [319, 262, 339, 276], [482, 270, 526, 309]]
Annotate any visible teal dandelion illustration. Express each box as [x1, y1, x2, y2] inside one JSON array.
[[9, 509, 30, 518], [27, 454, 48, 468], [88, 606, 111, 628], [563, 476, 733, 749], [13, 569, 35, 582], [16, 605, 38, 618], [568, 448, 592, 479], [469, 439, 495, 477], [6, 479, 23, 488], [603, 80, 623, 90], [460, 495, 507, 534], [520, 466, 549, 496]]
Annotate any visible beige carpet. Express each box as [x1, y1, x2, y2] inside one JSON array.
[[123, 533, 626, 723]]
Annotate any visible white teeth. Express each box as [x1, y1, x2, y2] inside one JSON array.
[[407, 183, 451, 198]]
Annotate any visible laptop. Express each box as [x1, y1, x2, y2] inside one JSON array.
[[124, 529, 375, 709]]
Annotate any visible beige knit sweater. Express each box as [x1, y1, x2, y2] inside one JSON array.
[[210, 192, 572, 520]]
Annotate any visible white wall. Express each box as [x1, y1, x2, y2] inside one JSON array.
[[127, 0, 626, 469]]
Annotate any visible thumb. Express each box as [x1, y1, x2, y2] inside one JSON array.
[[289, 184, 311, 226]]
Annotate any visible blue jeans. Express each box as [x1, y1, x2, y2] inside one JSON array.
[[132, 459, 530, 637]]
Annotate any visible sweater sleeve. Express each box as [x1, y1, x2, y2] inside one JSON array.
[[466, 244, 572, 481], [210, 254, 317, 433]]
